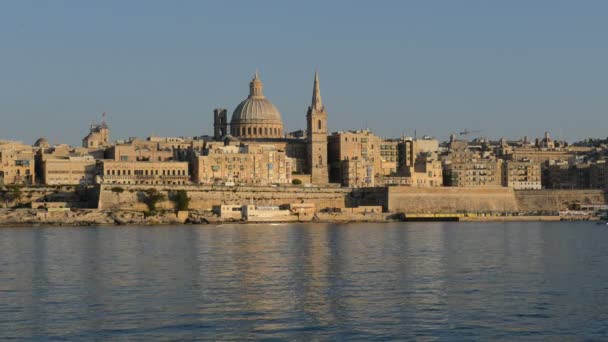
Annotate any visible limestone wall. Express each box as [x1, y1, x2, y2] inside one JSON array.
[[97, 184, 608, 215], [384, 187, 607, 214], [385, 186, 519, 214], [98, 184, 350, 211], [0, 185, 95, 209], [514, 189, 607, 212]]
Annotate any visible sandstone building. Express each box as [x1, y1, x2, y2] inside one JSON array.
[[98, 160, 189, 185], [42, 155, 97, 185], [502, 160, 542, 190], [191, 143, 293, 185], [0, 140, 35, 185], [82, 114, 110, 149]]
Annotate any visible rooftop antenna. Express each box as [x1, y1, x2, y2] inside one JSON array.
[[102, 112, 107, 124], [414, 129, 417, 140]]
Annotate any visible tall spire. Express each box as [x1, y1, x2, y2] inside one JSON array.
[[249, 70, 264, 98], [311, 69, 324, 112]]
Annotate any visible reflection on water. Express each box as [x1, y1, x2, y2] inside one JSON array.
[[1, 222, 607, 340]]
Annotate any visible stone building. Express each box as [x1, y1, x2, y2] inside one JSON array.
[[42, 155, 97, 185], [107, 138, 175, 162], [405, 152, 443, 187], [328, 130, 381, 183], [211, 71, 329, 183], [502, 160, 542, 190], [543, 160, 608, 189], [98, 160, 189, 185], [82, 114, 110, 149], [191, 143, 293, 185], [340, 158, 375, 187], [589, 160, 608, 189], [443, 151, 503, 187], [0, 140, 35, 185], [380, 139, 399, 176], [396, 137, 440, 174]]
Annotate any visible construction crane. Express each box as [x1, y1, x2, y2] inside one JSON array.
[[459, 128, 482, 137]]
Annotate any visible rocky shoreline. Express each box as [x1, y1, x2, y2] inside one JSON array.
[[0, 209, 395, 227], [1, 208, 591, 227]]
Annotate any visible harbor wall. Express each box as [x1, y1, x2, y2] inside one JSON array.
[[7, 185, 605, 216], [354, 187, 607, 214], [98, 184, 350, 211]]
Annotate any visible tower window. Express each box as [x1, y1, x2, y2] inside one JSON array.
[[318, 120, 322, 130]]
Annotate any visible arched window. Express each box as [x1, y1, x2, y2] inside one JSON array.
[[265, 127, 268, 135], [318, 120, 322, 130], [254, 127, 257, 135], [248, 127, 252, 135], [242, 127, 245, 136]]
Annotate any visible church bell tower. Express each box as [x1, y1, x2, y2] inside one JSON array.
[[307, 70, 329, 184]]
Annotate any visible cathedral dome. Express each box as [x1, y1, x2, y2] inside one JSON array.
[[229, 71, 284, 138], [231, 97, 282, 123]]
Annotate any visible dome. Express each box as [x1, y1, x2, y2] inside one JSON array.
[[34, 137, 50, 147], [231, 97, 282, 123], [229, 71, 284, 138]]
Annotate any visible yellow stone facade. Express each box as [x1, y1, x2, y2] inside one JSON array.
[[192, 143, 293, 185], [99, 160, 189, 185], [0, 141, 35, 185], [42, 155, 97, 185]]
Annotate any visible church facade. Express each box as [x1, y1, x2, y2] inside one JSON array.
[[212, 71, 329, 184]]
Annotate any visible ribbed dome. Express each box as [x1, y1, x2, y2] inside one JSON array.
[[232, 97, 282, 123], [230, 71, 283, 125]]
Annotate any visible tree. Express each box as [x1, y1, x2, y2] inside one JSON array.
[[171, 190, 190, 211], [3, 185, 23, 207], [111, 186, 125, 195], [141, 188, 166, 214]]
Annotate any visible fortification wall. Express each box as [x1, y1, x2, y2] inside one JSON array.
[[0, 185, 94, 209], [384, 187, 607, 214], [514, 189, 607, 212], [99, 184, 350, 211], [385, 186, 519, 214], [97, 185, 608, 215]]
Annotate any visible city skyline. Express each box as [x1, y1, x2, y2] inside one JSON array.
[[1, 1, 607, 144]]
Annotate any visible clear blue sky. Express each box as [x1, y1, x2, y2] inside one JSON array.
[[1, 0, 607, 145]]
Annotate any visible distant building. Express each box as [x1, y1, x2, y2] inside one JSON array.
[[82, 114, 110, 149], [502, 160, 542, 190], [191, 143, 293, 185], [98, 160, 189, 185], [328, 129, 381, 183], [339, 158, 374, 187], [0, 141, 35, 185], [589, 160, 608, 189], [443, 150, 503, 187], [42, 155, 97, 185], [107, 138, 175, 162]]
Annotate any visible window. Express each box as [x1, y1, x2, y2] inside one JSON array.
[[318, 120, 322, 130]]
